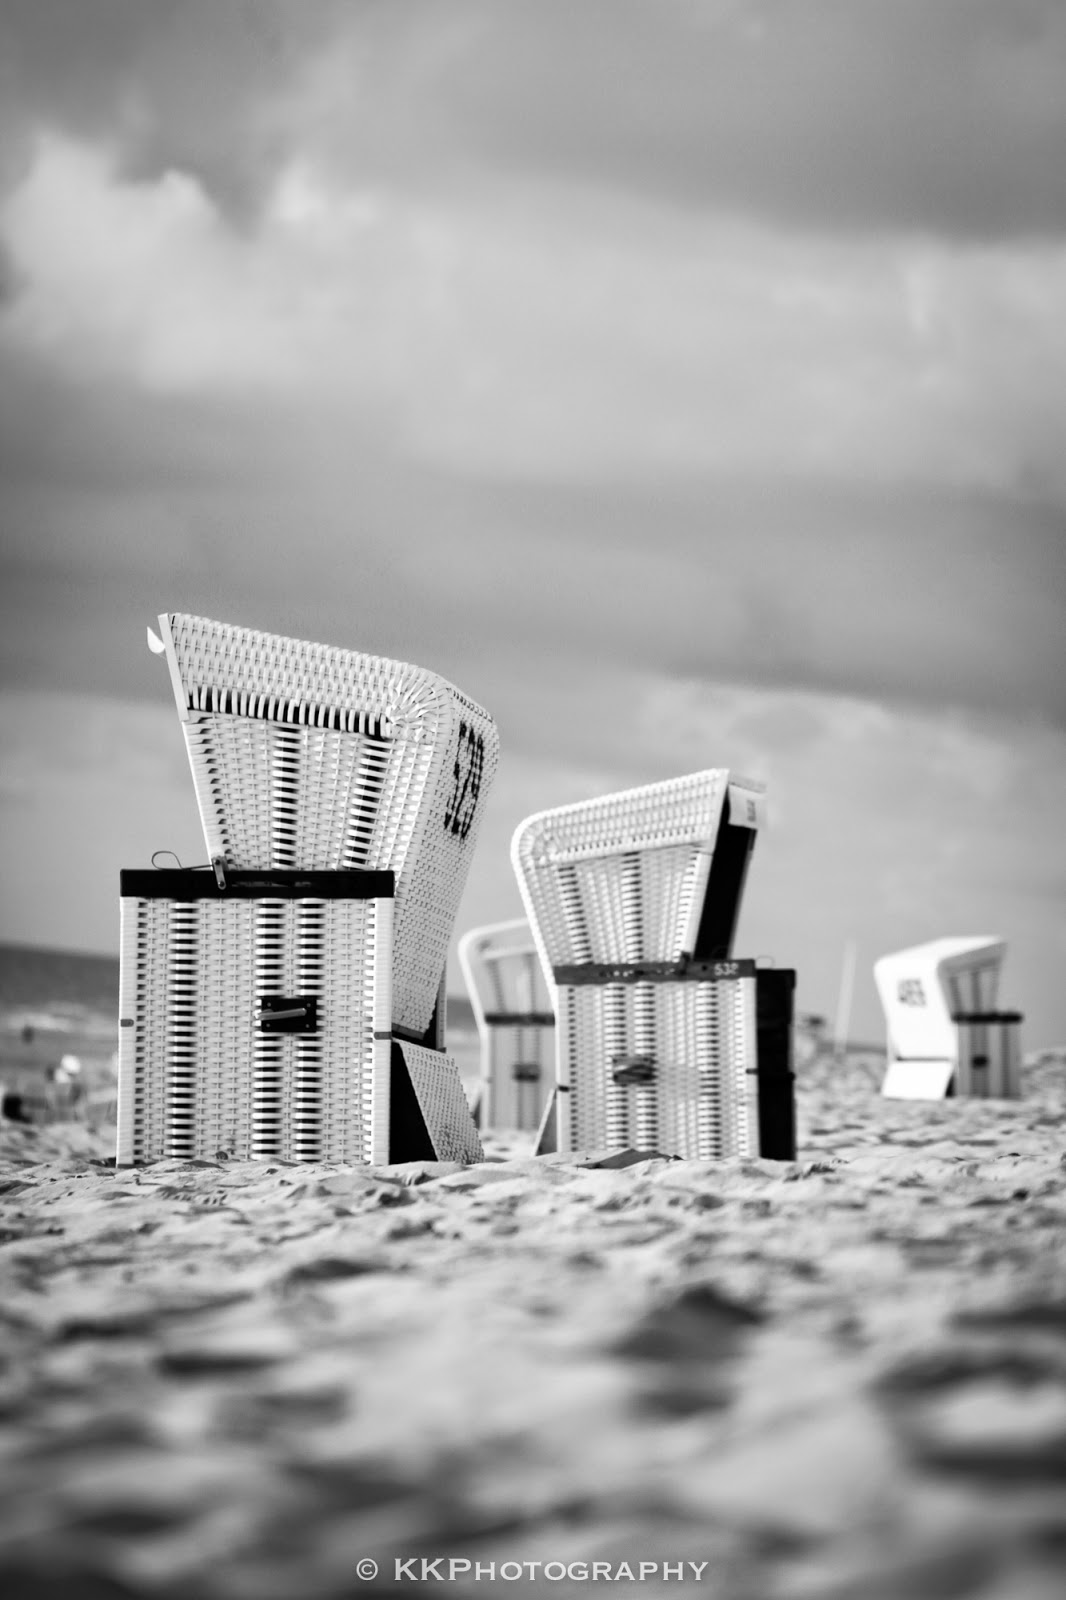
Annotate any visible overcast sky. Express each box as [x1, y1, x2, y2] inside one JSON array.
[[1, 0, 1064, 1044]]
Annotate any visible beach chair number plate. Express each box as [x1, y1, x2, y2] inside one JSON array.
[[727, 783, 764, 830], [444, 720, 486, 840]]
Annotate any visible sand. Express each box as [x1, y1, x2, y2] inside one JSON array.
[[1, 1052, 1064, 1599]]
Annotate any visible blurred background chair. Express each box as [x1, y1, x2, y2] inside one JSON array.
[[874, 937, 1022, 1099], [511, 769, 795, 1160], [118, 614, 498, 1164], [458, 919, 555, 1132]]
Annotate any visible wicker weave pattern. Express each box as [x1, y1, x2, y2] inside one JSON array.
[[158, 614, 499, 1035], [458, 919, 555, 1131], [953, 1018, 1021, 1099], [515, 769, 742, 863], [117, 888, 392, 1165], [557, 977, 756, 1157], [512, 770, 766, 1159], [512, 770, 762, 971], [396, 1041, 484, 1164]]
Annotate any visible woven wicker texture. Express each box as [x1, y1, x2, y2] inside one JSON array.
[[457, 920, 555, 1132], [953, 1018, 1022, 1098], [512, 770, 766, 1159], [117, 886, 392, 1165], [396, 1042, 484, 1164], [156, 613, 499, 1036], [511, 769, 763, 971], [556, 977, 757, 1158]]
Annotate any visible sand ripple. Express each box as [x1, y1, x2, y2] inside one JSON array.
[[1, 1058, 1064, 1597]]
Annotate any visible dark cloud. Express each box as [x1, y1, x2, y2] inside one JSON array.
[[431, 0, 1066, 239], [3, 2, 1066, 237], [443, 473, 1066, 739], [0, 0, 348, 219], [1, 364, 1063, 736]]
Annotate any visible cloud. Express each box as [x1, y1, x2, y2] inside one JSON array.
[[1, 319, 1063, 731], [5, 134, 1066, 515], [0, 0, 345, 219], [417, 0, 1066, 240], [2, 401, 1064, 732], [0, 137, 354, 389], [5, 2, 1066, 241]]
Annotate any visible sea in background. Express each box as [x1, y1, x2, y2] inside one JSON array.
[[0, 941, 481, 1111], [0, 942, 120, 1080]]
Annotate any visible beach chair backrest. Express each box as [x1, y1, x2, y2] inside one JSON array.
[[152, 612, 499, 1037], [511, 768, 764, 981]]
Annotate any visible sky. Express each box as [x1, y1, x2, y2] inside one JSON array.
[[1, 0, 1064, 1045]]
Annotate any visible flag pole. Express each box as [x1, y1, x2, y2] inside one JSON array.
[[834, 939, 857, 1063]]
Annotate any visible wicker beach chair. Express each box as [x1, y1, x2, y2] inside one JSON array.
[[457, 919, 555, 1132], [118, 615, 497, 1165], [874, 938, 1022, 1100], [511, 770, 796, 1160]]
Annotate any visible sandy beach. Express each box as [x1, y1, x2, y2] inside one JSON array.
[[1, 1048, 1064, 1600], [4, 5, 1066, 1596]]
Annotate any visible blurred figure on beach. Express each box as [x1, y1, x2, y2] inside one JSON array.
[[48, 1054, 84, 1116], [1, 1054, 86, 1125]]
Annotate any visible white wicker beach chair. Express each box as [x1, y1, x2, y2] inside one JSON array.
[[150, 612, 499, 1042], [120, 613, 498, 1166], [511, 770, 795, 1160], [874, 938, 1022, 1100], [457, 919, 555, 1132]]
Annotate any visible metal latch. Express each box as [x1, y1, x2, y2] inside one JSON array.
[[256, 995, 319, 1034], [611, 1054, 657, 1087]]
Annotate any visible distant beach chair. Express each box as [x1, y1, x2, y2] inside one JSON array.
[[874, 937, 1022, 1099], [458, 919, 555, 1132], [511, 770, 796, 1160], [118, 614, 498, 1165]]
